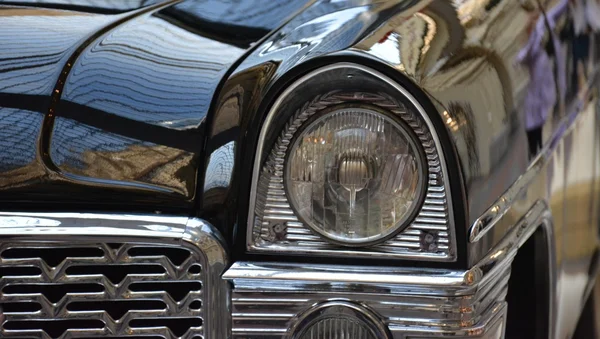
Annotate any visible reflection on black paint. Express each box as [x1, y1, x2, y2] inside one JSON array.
[[162, 0, 312, 47], [2, 0, 162, 14], [0, 8, 115, 188], [0, 0, 310, 206], [0, 108, 45, 187], [517, 5, 556, 158]]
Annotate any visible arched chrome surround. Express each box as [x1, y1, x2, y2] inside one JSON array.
[[0, 212, 229, 338], [247, 62, 457, 261]]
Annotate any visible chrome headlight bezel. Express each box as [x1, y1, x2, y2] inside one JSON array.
[[247, 62, 457, 261]]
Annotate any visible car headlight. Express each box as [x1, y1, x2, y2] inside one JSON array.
[[248, 63, 456, 261], [286, 107, 425, 246]]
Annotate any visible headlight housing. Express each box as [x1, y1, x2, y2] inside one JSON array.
[[286, 106, 426, 246], [247, 63, 456, 261]]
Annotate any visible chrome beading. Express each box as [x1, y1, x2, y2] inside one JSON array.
[[0, 212, 228, 339], [225, 261, 507, 338], [248, 63, 457, 261], [228, 200, 550, 338]]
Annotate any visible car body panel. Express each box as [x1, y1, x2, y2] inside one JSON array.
[[0, 5, 135, 206], [0, 0, 310, 211]]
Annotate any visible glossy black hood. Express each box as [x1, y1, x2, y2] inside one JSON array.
[[0, 0, 310, 211]]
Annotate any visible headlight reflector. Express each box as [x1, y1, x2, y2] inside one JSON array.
[[286, 107, 425, 246]]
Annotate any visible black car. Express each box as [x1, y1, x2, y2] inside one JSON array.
[[0, 0, 599, 338]]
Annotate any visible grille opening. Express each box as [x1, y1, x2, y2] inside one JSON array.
[[1, 302, 42, 313], [4, 319, 105, 337], [189, 300, 202, 310], [129, 282, 201, 302], [2, 247, 104, 266], [0, 266, 41, 277], [106, 243, 123, 249], [128, 247, 191, 266], [66, 264, 166, 284], [3, 283, 105, 303], [188, 264, 201, 274], [129, 318, 202, 337], [67, 300, 167, 320]]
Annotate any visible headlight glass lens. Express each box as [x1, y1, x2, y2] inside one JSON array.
[[286, 107, 425, 245], [298, 316, 376, 339]]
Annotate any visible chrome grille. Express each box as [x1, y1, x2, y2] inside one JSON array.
[[1, 242, 203, 338], [0, 213, 228, 339]]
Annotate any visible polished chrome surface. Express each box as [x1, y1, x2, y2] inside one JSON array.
[[226, 199, 551, 338], [0, 212, 228, 338], [248, 63, 456, 261], [225, 262, 506, 338]]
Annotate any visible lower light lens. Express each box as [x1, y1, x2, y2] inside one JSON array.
[[291, 301, 389, 339], [286, 107, 424, 245], [299, 317, 376, 339]]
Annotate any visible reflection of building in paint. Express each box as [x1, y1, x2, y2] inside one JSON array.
[[63, 15, 245, 130], [0, 13, 112, 95], [0, 109, 42, 173], [51, 117, 195, 196], [0, 10, 114, 186], [0, 108, 46, 188]]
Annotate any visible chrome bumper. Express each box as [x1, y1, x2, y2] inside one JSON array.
[[224, 262, 508, 339], [0, 212, 512, 338]]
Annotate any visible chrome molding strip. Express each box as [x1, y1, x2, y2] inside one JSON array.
[[227, 200, 550, 338], [247, 62, 457, 261], [0, 212, 229, 338]]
